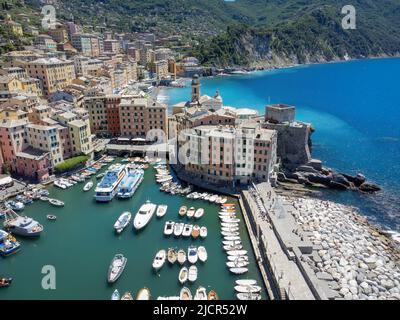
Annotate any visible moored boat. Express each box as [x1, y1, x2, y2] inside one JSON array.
[[188, 265, 198, 282], [179, 206, 187, 217], [187, 207, 195, 218], [208, 290, 219, 300], [156, 205, 168, 218], [177, 249, 186, 265], [191, 225, 200, 238], [167, 248, 177, 264], [49, 198, 65, 207], [188, 246, 198, 264], [152, 250, 166, 271], [173, 222, 184, 237], [194, 287, 207, 300], [230, 268, 248, 275], [0, 229, 20, 256], [121, 292, 133, 300], [4, 212, 43, 237], [194, 208, 204, 219], [116, 169, 144, 199], [200, 226, 207, 238], [197, 246, 208, 262], [227, 250, 247, 256], [111, 289, 120, 300], [133, 201, 157, 230], [178, 267, 188, 284], [46, 215, 57, 221], [236, 279, 257, 286], [95, 164, 127, 202], [180, 287, 192, 300], [83, 181, 94, 192], [182, 224, 193, 237], [234, 285, 262, 294], [114, 212, 132, 234], [237, 293, 261, 300], [0, 277, 13, 288], [137, 287, 151, 300], [164, 221, 174, 236], [107, 254, 127, 283]]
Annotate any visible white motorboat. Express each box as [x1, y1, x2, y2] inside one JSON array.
[[107, 254, 127, 283], [164, 221, 175, 236], [221, 222, 239, 228], [194, 287, 207, 300], [224, 236, 241, 241], [152, 250, 166, 271], [177, 249, 186, 265], [230, 268, 248, 275], [114, 212, 132, 234], [111, 289, 120, 300], [188, 265, 198, 282], [83, 181, 94, 192], [208, 195, 218, 203], [157, 176, 173, 183], [227, 250, 248, 256], [3, 212, 43, 237], [188, 246, 198, 264], [221, 231, 240, 237], [234, 285, 262, 294], [121, 292, 133, 300], [137, 288, 151, 300], [178, 267, 188, 284], [237, 293, 261, 300], [236, 279, 257, 286], [194, 208, 204, 219], [186, 207, 195, 218], [221, 218, 240, 223], [223, 240, 242, 246], [173, 223, 184, 237], [156, 205, 168, 218], [224, 244, 243, 251], [179, 206, 187, 217], [180, 287, 192, 300], [227, 261, 249, 268], [133, 201, 157, 230], [54, 180, 66, 189], [200, 226, 207, 238], [49, 198, 65, 207], [197, 246, 208, 262], [221, 227, 239, 233], [182, 224, 193, 237], [167, 248, 177, 264], [227, 255, 248, 262]]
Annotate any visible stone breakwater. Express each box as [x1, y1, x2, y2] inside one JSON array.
[[281, 196, 400, 300]]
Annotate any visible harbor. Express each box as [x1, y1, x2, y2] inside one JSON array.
[[0, 158, 265, 300]]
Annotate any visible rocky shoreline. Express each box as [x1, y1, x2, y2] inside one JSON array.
[[281, 195, 400, 300]]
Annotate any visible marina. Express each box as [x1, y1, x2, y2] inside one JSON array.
[[0, 159, 264, 300]]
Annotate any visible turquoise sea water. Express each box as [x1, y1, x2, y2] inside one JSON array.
[[161, 58, 400, 232]]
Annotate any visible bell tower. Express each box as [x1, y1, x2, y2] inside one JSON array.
[[191, 74, 201, 102]]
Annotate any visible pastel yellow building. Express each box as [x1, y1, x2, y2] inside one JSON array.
[[68, 119, 92, 156]]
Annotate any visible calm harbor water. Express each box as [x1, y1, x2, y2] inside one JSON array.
[[0, 164, 264, 300], [161, 58, 400, 233]]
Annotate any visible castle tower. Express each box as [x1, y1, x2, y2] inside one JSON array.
[[191, 74, 201, 103]]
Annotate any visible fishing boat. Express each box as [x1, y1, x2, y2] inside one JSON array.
[[152, 250, 166, 271], [117, 169, 144, 199], [5, 201, 24, 212], [137, 288, 151, 300], [46, 215, 57, 221], [164, 221, 175, 236], [200, 226, 207, 238], [173, 222, 184, 237], [0, 277, 13, 288], [187, 207, 195, 218], [114, 212, 132, 234], [179, 206, 187, 217], [188, 246, 198, 264], [167, 248, 177, 264], [227, 250, 247, 256], [0, 229, 20, 256], [191, 225, 200, 238], [156, 205, 168, 218], [208, 290, 219, 300], [188, 265, 198, 282], [230, 268, 248, 275], [107, 254, 127, 283], [111, 289, 120, 300], [194, 208, 204, 219], [121, 292, 133, 300], [197, 246, 208, 262], [236, 279, 257, 286], [49, 199, 65, 207], [180, 287, 192, 300], [95, 164, 127, 202], [4, 211, 43, 237], [234, 285, 262, 294], [194, 287, 207, 300], [177, 249, 186, 265], [133, 201, 157, 230], [83, 181, 94, 192], [182, 224, 193, 237], [178, 267, 188, 284]]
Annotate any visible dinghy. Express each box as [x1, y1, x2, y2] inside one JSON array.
[[46, 215, 57, 221], [182, 224, 193, 237], [179, 206, 187, 217], [187, 207, 195, 218], [137, 288, 151, 300], [152, 250, 166, 271], [188, 246, 198, 264], [230, 268, 248, 275], [221, 218, 240, 223], [178, 267, 188, 284], [121, 292, 133, 300], [227, 256, 248, 262], [49, 199, 65, 207], [236, 279, 257, 286], [180, 287, 192, 300], [107, 254, 127, 283], [224, 236, 241, 241], [221, 227, 239, 233], [198, 246, 208, 262], [200, 226, 207, 238], [208, 290, 219, 300], [223, 240, 242, 246], [111, 289, 120, 300], [234, 285, 262, 294], [177, 249, 186, 265], [83, 181, 93, 192], [167, 248, 177, 264], [227, 261, 249, 268], [223, 244, 243, 251], [194, 208, 204, 219], [194, 287, 207, 300], [114, 212, 132, 234], [156, 205, 168, 218], [191, 225, 200, 238], [227, 250, 247, 256], [164, 221, 174, 236], [221, 231, 239, 237], [237, 293, 261, 300], [221, 222, 239, 228], [174, 223, 184, 237], [188, 265, 198, 282]]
